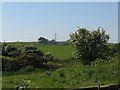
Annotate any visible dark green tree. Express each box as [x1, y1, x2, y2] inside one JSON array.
[[38, 37, 49, 45], [70, 27, 110, 64]]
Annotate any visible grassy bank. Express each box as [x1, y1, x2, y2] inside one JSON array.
[[2, 54, 119, 88], [2, 42, 119, 88]]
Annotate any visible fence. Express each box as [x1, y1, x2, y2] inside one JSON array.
[[1, 83, 120, 90], [68, 83, 120, 90]]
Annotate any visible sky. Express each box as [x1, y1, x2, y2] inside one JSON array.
[[1, 0, 119, 2], [1, 2, 118, 43]]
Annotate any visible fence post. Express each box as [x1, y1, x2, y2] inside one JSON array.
[[98, 84, 100, 90]]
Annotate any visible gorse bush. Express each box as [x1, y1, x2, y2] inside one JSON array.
[[18, 45, 47, 68], [22, 66, 35, 72], [21, 45, 44, 56], [2, 44, 49, 71], [70, 27, 110, 64], [2, 43, 19, 58], [18, 53, 46, 68], [2, 56, 21, 71], [44, 52, 54, 61]]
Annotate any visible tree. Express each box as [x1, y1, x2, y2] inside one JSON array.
[[38, 37, 49, 45], [70, 27, 110, 64]]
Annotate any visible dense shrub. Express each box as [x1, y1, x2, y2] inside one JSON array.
[[1, 42, 6, 56], [70, 27, 110, 64], [2, 56, 21, 71], [18, 53, 47, 68], [2, 44, 48, 71], [2, 43, 19, 58], [18, 45, 47, 68], [21, 66, 35, 72], [44, 52, 54, 61], [107, 44, 118, 57], [21, 45, 44, 56], [118, 43, 120, 52], [0, 43, 2, 55]]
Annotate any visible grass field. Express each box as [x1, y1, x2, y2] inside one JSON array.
[[2, 55, 119, 88], [2, 42, 120, 88], [38, 45, 74, 60], [6, 42, 74, 60]]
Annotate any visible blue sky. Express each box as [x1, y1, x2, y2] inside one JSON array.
[[2, 2, 118, 42]]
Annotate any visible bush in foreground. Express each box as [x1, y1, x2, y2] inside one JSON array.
[[21, 66, 35, 72], [70, 27, 110, 64]]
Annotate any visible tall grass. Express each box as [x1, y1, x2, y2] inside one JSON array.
[[2, 55, 119, 88], [2, 42, 119, 88]]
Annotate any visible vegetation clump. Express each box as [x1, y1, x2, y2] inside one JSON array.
[[44, 52, 54, 61], [70, 27, 115, 64], [21, 66, 35, 72], [2, 44, 51, 71]]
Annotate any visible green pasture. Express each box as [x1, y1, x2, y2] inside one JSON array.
[[2, 54, 119, 88], [6, 42, 74, 60], [2, 42, 119, 88]]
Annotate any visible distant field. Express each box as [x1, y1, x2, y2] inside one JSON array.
[[6, 42, 74, 60], [38, 45, 74, 60]]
